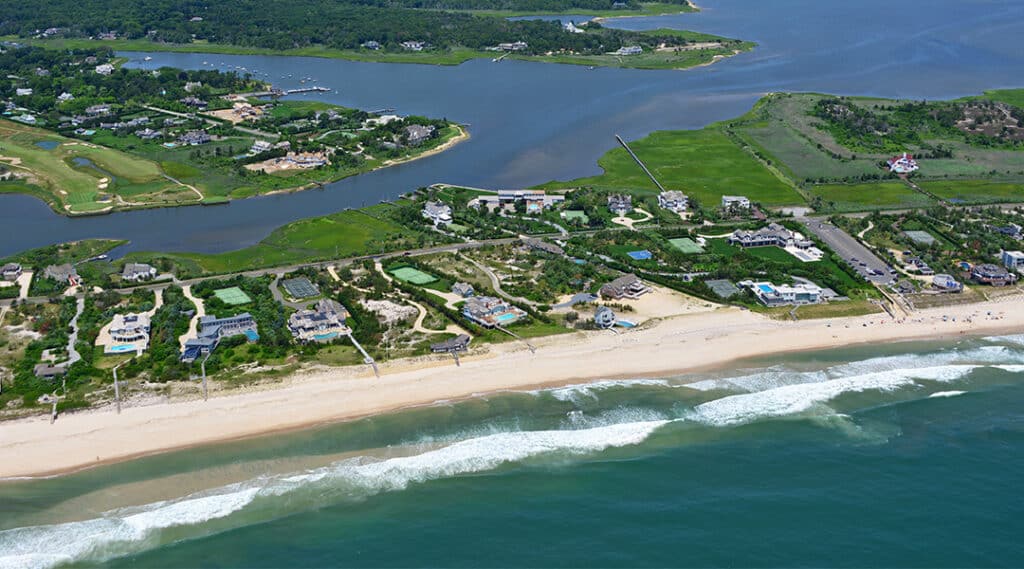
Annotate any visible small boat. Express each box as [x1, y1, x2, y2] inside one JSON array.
[[143, 56, 152, 61]]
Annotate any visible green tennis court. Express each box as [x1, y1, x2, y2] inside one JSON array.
[[213, 286, 252, 305], [389, 266, 438, 285], [669, 238, 704, 254], [561, 210, 590, 223]]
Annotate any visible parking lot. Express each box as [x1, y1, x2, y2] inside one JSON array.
[[800, 219, 895, 284]]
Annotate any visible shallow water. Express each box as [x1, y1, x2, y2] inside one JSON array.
[[2, 336, 1024, 567], [2, 0, 1023, 256]]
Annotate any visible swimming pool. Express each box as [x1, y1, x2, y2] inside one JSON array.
[[616, 320, 636, 328], [108, 344, 136, 353], [244, 329, 260, 341], [496, 312, 519, 323], [313, 332, 339, 341], [757, 284, 775, 293]]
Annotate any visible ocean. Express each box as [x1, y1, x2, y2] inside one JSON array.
[[2, 336, 1024, 567]]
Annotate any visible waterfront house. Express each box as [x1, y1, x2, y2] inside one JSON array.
[[122, 262, 157, 282], [462, 296, 527, 328], [288, 299, 350, 343], [452, 282, 475, 297], [431, 334, 471, 354], [470, 190, 564, 212], [178, 131, 211, 145], [498, 41, 528, 51], [887, 152, 919, 174], [599, 274, 650, 300], [564, 22, 586, 33], [971, 263, 1017, 286], [361, 41, 381, 50], [594, 306, 616, 329], [400, 41, 426, 51], [43, 263, 80, 286], [107, 313, 151, 353], [94, 63, 115, 75], [721, 195, 751, 209], [1, 262, 22, 281], [1002, 250, 1024, 271], [607, 194, 633, 216], [422, 201, 453, 225], [181, 313, 258, 362], [404, 124, 436, 145], [748, 281, 823, 307], [613, 46, 643, 56], [657, 191, 688, 213], [933, 274, 963, 293]]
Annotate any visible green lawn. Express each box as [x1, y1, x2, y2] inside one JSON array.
[[543, 127, 804, 207], [809, 182, 937, 211], [919, 179, 1024, 204]]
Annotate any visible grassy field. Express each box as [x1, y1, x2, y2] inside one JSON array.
[[919, 179, 1024, 204], [543, 126, 804, 207], [130, 204, 438, 276], [809, 182, 937, 211], [0, 119, 185, 214], [455, 2, 696, 17]]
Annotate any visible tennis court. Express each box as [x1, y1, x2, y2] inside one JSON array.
[[705, 279, 741, 299], [669, 237, 704, 254], [282, 277, 319, 299], [561, 210, 590, 223], [213, 287, 252, 305], [627, 250, 653, 260], [389, 266, 438, 285]]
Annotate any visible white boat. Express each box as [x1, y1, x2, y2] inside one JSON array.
[[144, 56, 152, 61]]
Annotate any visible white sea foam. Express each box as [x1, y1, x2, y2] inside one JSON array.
[[0, 420, 668, 569], [539, 379, 673, 403], [929, 390, 967, 398], [690, 365, 978, 427]]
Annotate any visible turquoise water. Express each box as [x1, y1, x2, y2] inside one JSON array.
[[616, 320, 636, 328], [2, 336, 1024, 567], [313, 332, 339, 341], [244, 330, 260, 341], [496, 312, 518, 322]]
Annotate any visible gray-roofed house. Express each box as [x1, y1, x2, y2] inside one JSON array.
[[594, 306, 616, 329], [599, 274, 650, 300], [522, 238, 565, 256], [452, 282, 475, 297], [33, 364, 67, 380], [44, 263, 80, 286], [288, 299, 350, 343], [404, 124, 436, 146], [1, 262, 22, 281], [657, 191, 688, 213], [180, 313, 258, 362], [178, 131, 212, 145], [728, 223, 811, 249], [122, 262, 157, 282], [431, 334, 471, 353], [608, 194, 633, 216], [422, 201, 452, 225]]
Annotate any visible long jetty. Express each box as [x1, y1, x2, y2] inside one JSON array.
[[615, 134, 667, 193]]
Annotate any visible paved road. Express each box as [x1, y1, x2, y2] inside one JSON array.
[[800, 218, 895, 285]]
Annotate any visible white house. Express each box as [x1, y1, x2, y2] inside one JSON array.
[[887, 152, 919, 174], [748, 281, 823, 307], [1001, 250, 1024, 270], [657, 191, 688, 213], [613, 46, 643, 56], [15, 88, 33, 96], [57, 92, 74, 102], [721, 195, 751, 209], [422, 201, 453, 225], [95, 63, 115, 75]]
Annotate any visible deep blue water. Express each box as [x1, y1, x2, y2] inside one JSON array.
[[2, 0, 1024, 257], [2, 337, 1024, 567]]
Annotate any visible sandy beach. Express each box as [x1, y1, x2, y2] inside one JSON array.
[[1, 296, 1022, 479]]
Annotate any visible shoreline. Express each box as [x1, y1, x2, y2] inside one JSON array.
[[2, 297, 1023, 479]]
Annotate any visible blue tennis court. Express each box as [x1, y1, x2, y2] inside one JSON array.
[[627, 250, 653, 260]]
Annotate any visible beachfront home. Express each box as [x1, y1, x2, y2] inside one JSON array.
[[721, 195, 751, 210], [404, 124, 436, 145], [933, 273, 963, 293], [462, 296, 527, 328], [613, 46, 643, 56], [469, 190, 565, 213], [748, 281, 823, 307], [122, 262, 157, 282], [728, 223, 812, 249], [43, 264, 80, 286], [1, 262, 22, 282], [887, 152, 919, 174], [1002, 250, 1024, 271], [107, 313, 152, 353], [288, 299, 350, 343], [180, 313, 258, 362], [94, 63, 115, 75], [452, 282, 475, 298], [599, 274, 650, 300], [594, 306, 617, 329], [401, 41, 426, 51], [658, 191, 688, 213], [431, 334, 472, 354], [608, 194, 633, 216], [422, 201, 453, 225], [972, 263, 1018, 286]]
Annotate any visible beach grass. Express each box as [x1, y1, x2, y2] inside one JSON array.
[[809, 182, 937, 211]]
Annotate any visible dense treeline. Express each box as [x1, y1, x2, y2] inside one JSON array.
[[0, 0, 697, 54]]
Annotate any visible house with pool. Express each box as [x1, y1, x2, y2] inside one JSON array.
[[180, 313, 259, 363], [102, 313, 152, 355], [745, 281, 824, 307], [462, 296, 527, 328], [288, 299, 350, 343]]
